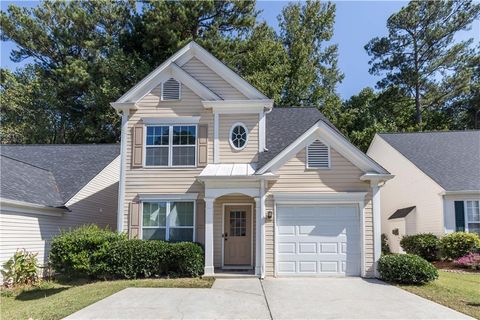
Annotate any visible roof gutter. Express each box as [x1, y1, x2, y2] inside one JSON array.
[[0, 198, 67, 216]]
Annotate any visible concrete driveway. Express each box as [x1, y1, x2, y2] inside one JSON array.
[[65, 278, 471, 320]]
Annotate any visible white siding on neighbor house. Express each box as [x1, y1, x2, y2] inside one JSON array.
[[181, 57, 247, 100], [0, 157, 119, 273], [367, 136, 445, 252]]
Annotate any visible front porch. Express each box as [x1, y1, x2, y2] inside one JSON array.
[[204, 190, 265, 278], [198, 164, 274, 278]]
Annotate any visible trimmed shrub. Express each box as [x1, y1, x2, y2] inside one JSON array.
[[454, 253, 480, 270], [439, 232, 480, 260], [400, 233, 439, 261], [107, 240, 169, 279], [106, 240, 204, 279], [49, 225, 126, 277], [378, 254, 438, 284], [167, 242, 204, 277], [1, 249, 39, 287], [381, 233, 391, 255]]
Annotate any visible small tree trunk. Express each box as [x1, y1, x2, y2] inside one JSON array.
[[415, 84, 422, 128]]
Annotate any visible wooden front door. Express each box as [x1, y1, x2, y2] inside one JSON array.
[[224, 205, 252, 266]]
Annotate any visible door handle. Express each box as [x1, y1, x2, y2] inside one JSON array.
[[223, 233, 228, 240]]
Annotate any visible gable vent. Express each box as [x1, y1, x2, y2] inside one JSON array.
[[307, 140, 330, 169], [161, 78, 181, 100]]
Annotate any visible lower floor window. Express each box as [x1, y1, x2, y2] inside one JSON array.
[[142, 201, 194, 241], [466, 200, 480, 234]]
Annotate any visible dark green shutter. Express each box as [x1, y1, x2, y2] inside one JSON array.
[[454, 201, 465, 232]]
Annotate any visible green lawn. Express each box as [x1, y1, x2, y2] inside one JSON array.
[[399, 270, 480, 319], [1, 277, 214, 320]]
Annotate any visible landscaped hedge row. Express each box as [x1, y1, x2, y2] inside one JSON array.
[[400, 232, 480, 261], [49, 225, 204, 279]]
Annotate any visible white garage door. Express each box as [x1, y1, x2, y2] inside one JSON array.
[[276, 204, 361, 276]]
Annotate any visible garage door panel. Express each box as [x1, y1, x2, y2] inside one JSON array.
[[276, 204, 361, 276]]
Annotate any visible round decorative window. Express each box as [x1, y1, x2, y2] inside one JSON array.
[[229, 123, 248, 150]]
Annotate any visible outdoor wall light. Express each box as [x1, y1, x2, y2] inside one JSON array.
[[266, 210, 273, 220]]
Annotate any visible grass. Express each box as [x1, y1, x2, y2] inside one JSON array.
[[399, 270, 480, 319], [0, 277, 214, 320]]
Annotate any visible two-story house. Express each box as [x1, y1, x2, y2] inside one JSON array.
[[111, 42, 392, 278]]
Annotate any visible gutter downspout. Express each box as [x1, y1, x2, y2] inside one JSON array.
[[116, 110, 128, 232], [260, 179, 266, 279]]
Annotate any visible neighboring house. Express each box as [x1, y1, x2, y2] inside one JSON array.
[[0, 144, 120, 272], [367, 131, 480, 253], [111, 41, 392, 278]]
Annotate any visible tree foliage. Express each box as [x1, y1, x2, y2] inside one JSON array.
[[1, 0, 345, 144], [365, 0, 480, 128]]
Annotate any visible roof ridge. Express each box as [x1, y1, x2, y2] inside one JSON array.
[[0, 143, 119, 146], [1, 154, 52, 172], [379, 130, 480, 135]]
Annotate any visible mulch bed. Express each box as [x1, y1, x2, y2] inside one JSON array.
[[433, 261, 480, 274]]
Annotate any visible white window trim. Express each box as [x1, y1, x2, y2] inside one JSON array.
[[143, 124, 198, 168], [229, 122, 249, 151], [306, 139, 331, 170], [160, 78, 182, 101], [464, 200, 480, 233], [141, 200, 196, 242]]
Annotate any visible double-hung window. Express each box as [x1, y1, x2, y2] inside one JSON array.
[[466, 200, 480, 234], [142, 201, 195, 242], [145, 125, 196, 167]]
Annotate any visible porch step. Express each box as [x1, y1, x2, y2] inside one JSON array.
[[211, 269, 258, 279]]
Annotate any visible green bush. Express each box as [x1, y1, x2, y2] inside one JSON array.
[[400, 233, 439, 261], [1, 249, 39, 287], [378, 254, 438, 284], [49, 225, 126, 277], [439, 232, 480, 260], [381, 233, 391, 255], [106, 240, 204, 278]]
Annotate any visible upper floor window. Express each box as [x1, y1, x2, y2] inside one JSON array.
[[307, 140, 330, 169], [161, 78, 181, 100], [145, 125, 196, 167], [229, 123, 248, 150]]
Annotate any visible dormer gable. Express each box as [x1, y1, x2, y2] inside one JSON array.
[[112, 41, 269, 108]]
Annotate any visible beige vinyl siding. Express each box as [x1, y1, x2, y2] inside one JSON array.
[[265, 195, 275, 277], [219, 113, 259, 163], [367, 136, 445, 252], [181, 57, 246, 100], [265, 147, 375, 277], [0, 158, 119, 275], [269, 149, 369, 193], [213, 195, 256, 267], [123, 85, 212, 229]]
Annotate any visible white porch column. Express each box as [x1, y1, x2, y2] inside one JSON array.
[[371, 183, 381, 277], [204, 197, 215, 276], [254, 197, 262, 276]]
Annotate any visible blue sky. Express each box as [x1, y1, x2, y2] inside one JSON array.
[[1, 1, 479, 99]]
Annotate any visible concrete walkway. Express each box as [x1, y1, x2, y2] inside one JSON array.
[[65, 278, 471, 320], [262, 278, 471, 319], [65, 279, 270, 320]]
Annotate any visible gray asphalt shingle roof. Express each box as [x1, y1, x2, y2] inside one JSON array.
[[1, 155, 65, 207], [257, 107, 339, 169], [0, 144, 120, 207], [379, 131, 480, 191]]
